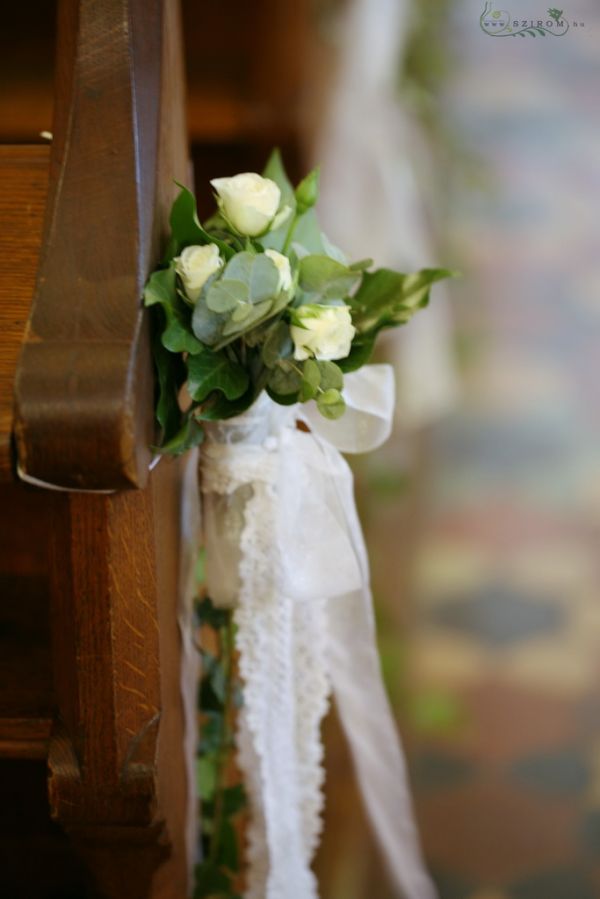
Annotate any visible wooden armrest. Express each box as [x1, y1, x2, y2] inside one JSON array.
[[14, 0, 184, 491]]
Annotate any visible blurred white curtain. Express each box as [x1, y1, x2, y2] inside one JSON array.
[[314, 0, 458, 427]]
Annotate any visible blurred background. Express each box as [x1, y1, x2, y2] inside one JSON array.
[[2, 1, 600, 897]]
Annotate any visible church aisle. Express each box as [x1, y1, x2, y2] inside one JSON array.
[[405, 2, 600, 897]]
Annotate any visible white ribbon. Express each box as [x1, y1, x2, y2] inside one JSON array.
[[200, 364, 436, 899]]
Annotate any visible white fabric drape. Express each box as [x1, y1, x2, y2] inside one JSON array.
[[200, 370, 437, 899]]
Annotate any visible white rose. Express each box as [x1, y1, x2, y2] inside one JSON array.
[[264, 249, 292, 292], [210, 173, 281, 236], [290, 304, 356, 361], [175, 244, 223, 303]]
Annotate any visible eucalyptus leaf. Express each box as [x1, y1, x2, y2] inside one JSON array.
[[187, 348, 249, 402], [266, 386, 300, 406], [316, 360, 343, 391], [196, 756, 217, 801], [300, 358, 321, 401], [222, 251, 280, 304], [218, 299, 273, 342], [191, 299, 227, 347], [262, 320, 292, 368], [317, 388, 346, 420], [267, 361, 303, 396], [206, 278, 249, 313]]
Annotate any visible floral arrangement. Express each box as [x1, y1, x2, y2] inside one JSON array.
[[143, 150, 451, 453]]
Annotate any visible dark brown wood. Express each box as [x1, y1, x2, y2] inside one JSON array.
[[14, 0, 164, 490], [0, 147, 49, 482]]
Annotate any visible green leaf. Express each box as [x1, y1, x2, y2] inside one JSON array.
[[165, 183, 234, 262], [216, 819, 238, 872], [300, 358, 321, 401], [222, 251, 281, 304], [262, 320, 292, 368], [196, 596, 230, 629], [187, 348, 249, 403], [144, 265, 203, 354], [206, 278, 249, 313], [193, 861, 232, 898], [150, 323, 185, 441], [196, 756, 217, 801], [337, 334, 376, 373], [295, 167, 320, 214], [266, 386, 300, 406], [199, 712, 223, 754], [316, 360, 343, 390], [298, 254, 361, 303], [317, 388, 346, 420], [262, 148, 296, 212], [267, 360, 303, 396], [349, 267, 454, 335], [155, 413, 204, 456], [192, 300, 227, 346], [222, 784, 247, 816], [196, 386, 255, 421], [218, 299, 273, 342]]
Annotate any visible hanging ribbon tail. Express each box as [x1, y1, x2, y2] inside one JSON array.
[[201, 365, 436, 899]]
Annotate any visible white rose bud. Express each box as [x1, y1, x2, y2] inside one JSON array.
[[290, 304, 356, 362], [175, 244, 223, 303], [264, 249, 292, 293], [210, 172, 281, 237]]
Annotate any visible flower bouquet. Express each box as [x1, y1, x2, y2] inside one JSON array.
[[144, 151, 450, 899]]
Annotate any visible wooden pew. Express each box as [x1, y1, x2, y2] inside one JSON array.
[[1, 1, 192, 896]]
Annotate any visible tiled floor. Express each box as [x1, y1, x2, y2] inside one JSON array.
[[402, 3, 600, 897]]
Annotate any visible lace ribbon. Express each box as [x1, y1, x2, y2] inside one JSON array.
[[200, 365, 436, 899]]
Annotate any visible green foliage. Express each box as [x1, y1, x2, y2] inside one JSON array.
[[295, 167, 320, 215], [187, 348, 249, 403], [349, 267, 455, 335], [195, 597, 247, 899], [298, 254, 361, 305], [165, 183, 235, 262], [144, 152, 455, 451]]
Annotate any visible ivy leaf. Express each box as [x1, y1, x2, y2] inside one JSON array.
[[317, 388, 346, 420], [298, 254, 361, 304], [187, 348, 249, 402], [150, 324, 185, 441], [196, 596, 229, 629], [349, 267, 454, 335], [222, 784, 247, 816], [193, 862, 232, 898], [217, 819, 239, 872], [144, 265, 203, 355], [337, 334, 376, 373], [196, 386, 256, 421], [164, 183, 234, 262], [266, 386, 300, 406], [154, 412, 204, 456]]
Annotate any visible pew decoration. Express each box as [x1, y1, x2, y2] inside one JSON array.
[[144, 151, 451, 899]]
